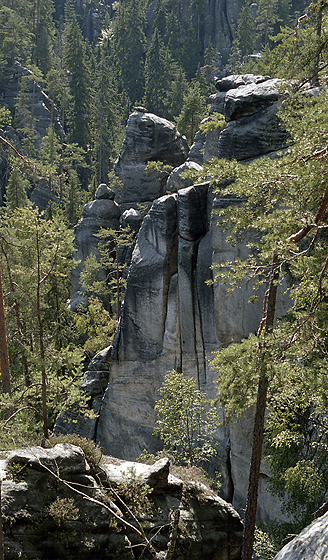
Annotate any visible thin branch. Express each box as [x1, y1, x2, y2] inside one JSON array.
[[288, 188, 328, 243], [0, 136, 32, 166], [1, 406, 43, 429]]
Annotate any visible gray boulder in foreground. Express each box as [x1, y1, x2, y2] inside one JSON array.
[[1, 443, 243, 560], [273, 511, 328, 560]]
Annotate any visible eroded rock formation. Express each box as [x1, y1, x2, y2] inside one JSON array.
[[273, 511, 328, 560], [0, 443, 243, 560], [62, 75, 291, 525]]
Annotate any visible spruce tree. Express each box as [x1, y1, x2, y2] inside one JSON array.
[[143, 28, 174, 117], [111, 0, 147, 105], [64, 12, 92, 152]]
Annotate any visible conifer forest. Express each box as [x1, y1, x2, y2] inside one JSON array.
[[1, 1, 328, 559]]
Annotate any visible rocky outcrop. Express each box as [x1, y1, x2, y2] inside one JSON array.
[[273, 511, 328, 560], [114, 110, 189, 207], [64, 75, 292, 525], [189, 74, 288, 164], [0, 62, 63, 151], [1, 443, 243, 560]]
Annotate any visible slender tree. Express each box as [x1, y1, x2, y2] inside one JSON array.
[[64, 12, 92, 152], [0, 260, 11, 396]]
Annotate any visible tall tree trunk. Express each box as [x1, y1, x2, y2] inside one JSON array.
[[311, 2, 322, 87], [0, 261, 11, 395], [0, 479, 4, 560], [36, 230, 49, 439], [1, 246, 30, 387], [242, 253, 280, 560]]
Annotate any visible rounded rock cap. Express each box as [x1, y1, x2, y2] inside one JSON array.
[[95, 183, 115, 200]]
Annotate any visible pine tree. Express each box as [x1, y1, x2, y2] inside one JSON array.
[[64, 12, 92, 151], [111, 0, 147, 105], [236, 2, 256, 56], [92, 42, 124, 183], [5, 162, 31, 211], [205, 87, 328, 558], [176, 80, 207, 144], [143, 28, 175, 117]]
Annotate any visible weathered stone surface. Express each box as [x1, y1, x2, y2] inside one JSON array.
[[189, 75, 288, 164], [114, 111, 188, 204], [95, 183, 115, 200], [224, 78, 284, 121], [69, 189, 121, 310], [111, 194, 178, 362], [273, 512, 328, 560], [217, 103, 288, 160], [209, 91, 227, 114], [166, 161, 202, 192], [188, 118, 222, 163], [0, 62, 63, 149], [214, 73, 270, 92], [120, 208, 143, 230], [5, 444, 89, 476], [1, 444, 243, 560], [64, 78, 293, 527]]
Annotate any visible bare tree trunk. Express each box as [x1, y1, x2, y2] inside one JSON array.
[[0, 479, 4, 560], [242, 253, 280, 560], [1, 246, 30, 387], [36, 231, 48, 439], [0, 261, 11, 395]]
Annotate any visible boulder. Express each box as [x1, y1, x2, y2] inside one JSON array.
[[188, 74, 288, 164], [114, 111, 189, 204], [120, 208, 143, 231], [224, 78, 284, 121], [1, 444, 243, 560], [95, 183, 115, 200], [214, 73, 270, 92], [273, 512, 328, 560], [217, 103, 288, 160], [166, 161, 202, 192]]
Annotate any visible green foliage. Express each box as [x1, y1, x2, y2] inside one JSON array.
[[253, 526, 278, 560], [48, 497, 79, 528], [211, 334, 273, 420], [203, 85, 328, 534], [176, 81, 208, 144], [95, 226, 135, 319], [110, 0, 147, 105], [109, 466, 153, 518], [5, 161, 31, 211], [199, 112, 226, 134], [64, 13, 92, 153], [264, 364, 328, 528], [0, 205, 86, 440], [154, 370, 220, 466], [75, 295, 117, 358], [0, 107, 12, 128]]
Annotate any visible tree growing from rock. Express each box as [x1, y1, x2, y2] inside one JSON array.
[[205, 85, 328, 558], [154, 369, 220, 466]]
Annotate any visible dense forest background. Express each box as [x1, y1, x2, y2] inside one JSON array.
[[1, 2, 328, 557], [0, 0, 310, 193]]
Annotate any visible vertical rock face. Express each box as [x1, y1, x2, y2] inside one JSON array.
[[69, 184, 121, 310], [66, 76, 292, 524], [0, 62, 63, 150]]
